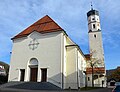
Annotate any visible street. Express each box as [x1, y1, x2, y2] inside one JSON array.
[[81, 88, 112, 92], [0, 88, 112, 92]]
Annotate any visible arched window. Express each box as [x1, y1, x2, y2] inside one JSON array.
[[29, 58, 38, 66]]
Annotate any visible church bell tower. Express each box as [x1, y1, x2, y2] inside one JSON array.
[[86, 5, 106, 87], [87, 7, 105, 67]]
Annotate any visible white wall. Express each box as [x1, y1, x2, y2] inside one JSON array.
[[87, 74, 106, 87], [9, 30, 87, 89], [64, 36, 86, 89], [87, 74, 92, 87], [9, 31, 63, 88], [89, 31, 104, 67], [66, 47, 78, 89], [78, 51, 86, 88]]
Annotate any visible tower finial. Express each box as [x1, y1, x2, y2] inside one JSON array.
[[91, 2, 93, 10]]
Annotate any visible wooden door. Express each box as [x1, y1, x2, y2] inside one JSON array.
[[30, 68, 38, 82], [41, 69, 47, 82]]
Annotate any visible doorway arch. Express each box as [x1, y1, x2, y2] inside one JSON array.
[[29, 58, 38, 82]]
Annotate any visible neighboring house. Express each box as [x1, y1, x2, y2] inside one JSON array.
[[107, 78, 116, 88], [0, 65, 6, 76], [106, 67, 120, 88]]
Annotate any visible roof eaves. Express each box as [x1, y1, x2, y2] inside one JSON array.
[[11, 34, 28, 40]]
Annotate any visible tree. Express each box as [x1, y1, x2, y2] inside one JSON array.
[[107, 67, 120, 82], [88, 50, 100, 87]]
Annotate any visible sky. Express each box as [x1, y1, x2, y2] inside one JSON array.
[[0, 0, 120, 70]]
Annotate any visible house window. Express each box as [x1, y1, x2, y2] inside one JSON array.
[[93, 24, 96, 29], [110, 82, 115, 86], [88, 77, 90, 81]]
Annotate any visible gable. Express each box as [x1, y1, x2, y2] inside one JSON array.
[[12, 15, 63, 40]]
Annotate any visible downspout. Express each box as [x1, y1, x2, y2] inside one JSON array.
[[61, 32, 64, 89], [76, 49, 79, 89]]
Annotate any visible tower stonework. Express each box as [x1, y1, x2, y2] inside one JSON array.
[[86, 9, 106, 87]]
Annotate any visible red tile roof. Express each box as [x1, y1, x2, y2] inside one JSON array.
[[12, 15, 63, 39], [86, 67, 105, 74], [85, 54, 90, 60]]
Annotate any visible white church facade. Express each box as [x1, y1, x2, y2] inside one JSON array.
[[8, 15, 86, 89], [8, 8, 106, 89]]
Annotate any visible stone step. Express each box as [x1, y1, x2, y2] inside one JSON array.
[[0, 81, 61, 90], [0, 81, 24, 88]]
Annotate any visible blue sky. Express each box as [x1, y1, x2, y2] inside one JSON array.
[[0, 0, 120, 70]]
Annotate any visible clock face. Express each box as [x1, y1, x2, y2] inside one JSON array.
[[28, 38, 39, 50]]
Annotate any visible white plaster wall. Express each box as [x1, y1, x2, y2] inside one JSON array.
[[66, 37, 75, 45], [64, 36, 77, 89], [9, 31, 63, 88], [89, 31, 104, 67], [87, 74, 92, 87], [65, 36, 86, 89], [94, 76, 106, 87], [87, 74, 106, 87], [66, 47, 78, 89], [63, 35, 67, 89], [78, 51, 86, 88]]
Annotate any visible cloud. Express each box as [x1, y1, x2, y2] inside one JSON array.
[[0, 0, 120, 68]]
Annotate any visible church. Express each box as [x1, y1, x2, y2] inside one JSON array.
[[8, 8, 106, 89]]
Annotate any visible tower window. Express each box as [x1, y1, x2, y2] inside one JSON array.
[[94, 34, 97, 38], [89, 30, 92, 32], [92, 18, 95, 20], [93, 24, 96, 29], [88, 77, 90, 81]]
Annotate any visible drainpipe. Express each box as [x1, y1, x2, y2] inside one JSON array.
[[76, 50, 79, 89], [61, 33, 64, 89]]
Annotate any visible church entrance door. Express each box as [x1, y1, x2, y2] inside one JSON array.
[[30, 68, 38, 82], [29, 58, 38, 82], [41, 68, 47, 82]]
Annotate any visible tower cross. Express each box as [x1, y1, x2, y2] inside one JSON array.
[[91, 2, 93, 10]]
